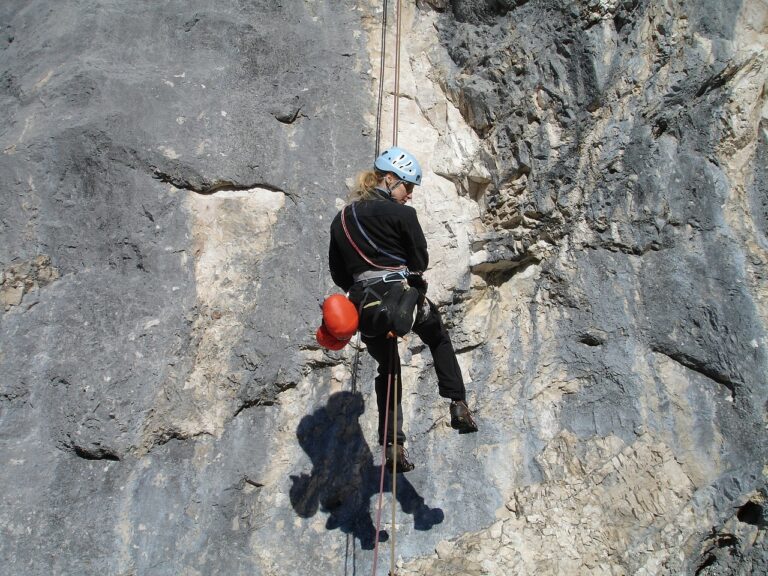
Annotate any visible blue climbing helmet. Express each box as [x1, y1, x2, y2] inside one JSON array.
[[374, 147, 422, 185]]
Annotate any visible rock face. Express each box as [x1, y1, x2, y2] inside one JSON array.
[[0, 1, 766, 575]]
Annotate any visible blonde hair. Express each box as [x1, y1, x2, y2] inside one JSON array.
[[348, 170, 386, 202]]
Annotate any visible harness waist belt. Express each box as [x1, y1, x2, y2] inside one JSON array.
[[353, 268, 408, 285]]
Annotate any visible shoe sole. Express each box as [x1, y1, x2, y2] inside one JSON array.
[[451, 418, 478, 434]]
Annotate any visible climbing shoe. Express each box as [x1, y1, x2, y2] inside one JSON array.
[[385, 443, 415, 473], [450, 400, 478, 434]]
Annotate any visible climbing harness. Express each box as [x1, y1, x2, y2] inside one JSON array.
[[355, 269, 409, 284]]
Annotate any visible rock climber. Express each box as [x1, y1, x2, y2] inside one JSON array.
[[328, 146, 478, 473]]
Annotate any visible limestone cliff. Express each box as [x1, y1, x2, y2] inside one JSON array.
[[0, 1, 766, 575]]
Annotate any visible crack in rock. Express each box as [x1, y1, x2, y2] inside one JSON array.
[[72, 445, 121, 462], [651, 346, 740, 401], [151, 168, 290, 199]]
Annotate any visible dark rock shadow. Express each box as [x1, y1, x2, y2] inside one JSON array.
[[289, 391, 444, 550]]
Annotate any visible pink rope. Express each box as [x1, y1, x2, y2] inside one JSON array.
[[372, 338, 396, 575], [341, 207, 403, 272]]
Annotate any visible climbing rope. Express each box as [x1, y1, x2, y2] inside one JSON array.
[[392, 0, 402, 147], [371, 2, 404, 574], [374, 0, 404, 155], [372, 337, 400, 576], [374, 0, 389, 157], [390, 338, 399, 574], [341, 205, 405, 271], [349, 332, 362, 394]]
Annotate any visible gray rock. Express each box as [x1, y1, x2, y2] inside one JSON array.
[[1, 0, 766, 574]]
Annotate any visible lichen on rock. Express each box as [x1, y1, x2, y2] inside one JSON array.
[[0, 255, 59, 310]]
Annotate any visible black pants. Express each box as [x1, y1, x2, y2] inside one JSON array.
[[361, 300, 466, 446]]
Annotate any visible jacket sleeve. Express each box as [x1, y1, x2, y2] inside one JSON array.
[[402, 207, 429, 273], [329, 219, 354, 292]]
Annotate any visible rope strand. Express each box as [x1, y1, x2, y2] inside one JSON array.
[[390, 338, 398, 574], [375, 0, 389, 157], [375, 0, 403, 153], [392, 0, 402, 147], [372, 338, 396, 575], [341, 206, 405, 271], [372, 2, 405, 574]]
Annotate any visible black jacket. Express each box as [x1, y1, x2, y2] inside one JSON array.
[[328, 194, 428, 292]]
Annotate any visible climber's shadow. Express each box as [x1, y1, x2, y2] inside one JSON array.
[[289, 391, 444, 550]]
